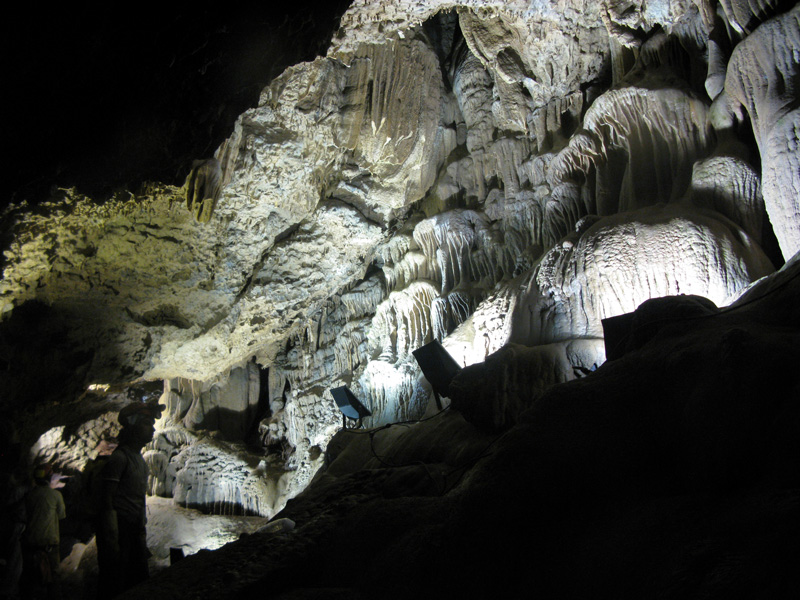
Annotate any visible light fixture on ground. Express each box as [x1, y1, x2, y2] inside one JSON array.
[[330, 386, 372, 429], [601, 312, 635, 361], [412, 340, 462, 410]]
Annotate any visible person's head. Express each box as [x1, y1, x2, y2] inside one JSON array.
[[121, 418, 156, 448], [33, 463, 52, 486], [118, 401, 163, 448]]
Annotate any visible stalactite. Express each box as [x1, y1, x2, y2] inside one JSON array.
[[378, 232, 417, 266], [369, 281, 439, 360], [431, 291, 479, 342], [145, 450, 169, 496], [530, 92, 583, 152], [274, 275, 386, 389], [382, 251, 437, 292], [358, 357, 425, 425], [453, 44, 495, 153], [414, 210, 484, 293], [544, 182, 591, 248], [485, 188, 544, 254]]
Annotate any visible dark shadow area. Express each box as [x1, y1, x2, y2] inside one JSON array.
[[246, 364, 272, 449], [183, 501, 262, 517], [5, 1, 354, 208], [0, 300, 93, 413], [192, 406, 258, 442]]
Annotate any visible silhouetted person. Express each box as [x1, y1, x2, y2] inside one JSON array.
[[96, 402, 162, 598], [1, 421, 27, 600], [79, 438, 118, 531], [21, 465, 65, 600]]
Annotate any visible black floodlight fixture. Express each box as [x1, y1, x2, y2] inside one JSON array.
[[601, 311, 636, 361], [412, 340, 462, 409], [330, 386, 372, 429]]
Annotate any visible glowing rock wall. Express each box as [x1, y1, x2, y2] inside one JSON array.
[[4, 0, 799, 516]]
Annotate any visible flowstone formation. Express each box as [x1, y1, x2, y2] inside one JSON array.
[[2, 0, 799, 552]]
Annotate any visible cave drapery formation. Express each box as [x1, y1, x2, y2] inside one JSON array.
[[2, 0, 799, 598]]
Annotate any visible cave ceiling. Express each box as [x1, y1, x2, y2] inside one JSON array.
[[3, 0, 800, 518]]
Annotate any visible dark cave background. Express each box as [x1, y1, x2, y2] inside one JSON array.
[[6, 1, 352, 208]]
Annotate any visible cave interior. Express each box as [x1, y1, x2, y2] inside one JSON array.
[[2, 1, 799, 598]]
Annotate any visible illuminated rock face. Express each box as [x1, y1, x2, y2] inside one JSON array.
[[722, 7, 800, 257], [3, 0, 799, 517]]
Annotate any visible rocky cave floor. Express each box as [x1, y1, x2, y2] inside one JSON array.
[[56, 498, 265, 598]]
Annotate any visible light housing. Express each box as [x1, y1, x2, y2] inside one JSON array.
[[330, 386, 372, 428]]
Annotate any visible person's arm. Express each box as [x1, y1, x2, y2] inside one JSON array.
[[98, 452, 124, 555]]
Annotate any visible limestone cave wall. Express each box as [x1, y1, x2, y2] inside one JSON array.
[[2, 0, 799, 526]]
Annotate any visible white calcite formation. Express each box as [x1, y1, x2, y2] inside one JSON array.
[[551, 86, 715, 215], [514, 204, 773, 345], [690, 155, 768, 245], [4, 0, 800, 517], [722, 6, 800, 257]]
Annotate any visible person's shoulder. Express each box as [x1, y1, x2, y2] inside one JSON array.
[[113, 444, 140, 459], [101, 446, 130, 479], [45, 486, 64, 502], [118, 444, 145, 462]]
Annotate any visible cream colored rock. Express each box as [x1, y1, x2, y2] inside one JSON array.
[[2, 27, 458, 384], [551, 86, 714, 215], [441, 287, 516, 368], [723, 7, 800, 259], [719, 0, 792, 35], [162, 363, 261, 440], [441, 203, 773, 367], [601, 0, 703, 36], [29, 412, 121, 474], [453, 45, 495, 152], [512, 203, 774, 346], [458, 1, 607, 140], [150, 201, 384, 381], [332, 39, 456, 214], [690, 155, 767, 246], [169, 439, 275, 517]]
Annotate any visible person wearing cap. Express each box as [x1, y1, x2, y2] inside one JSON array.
[[21, 463, 66, 599], [96, 401, 162, 598]]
